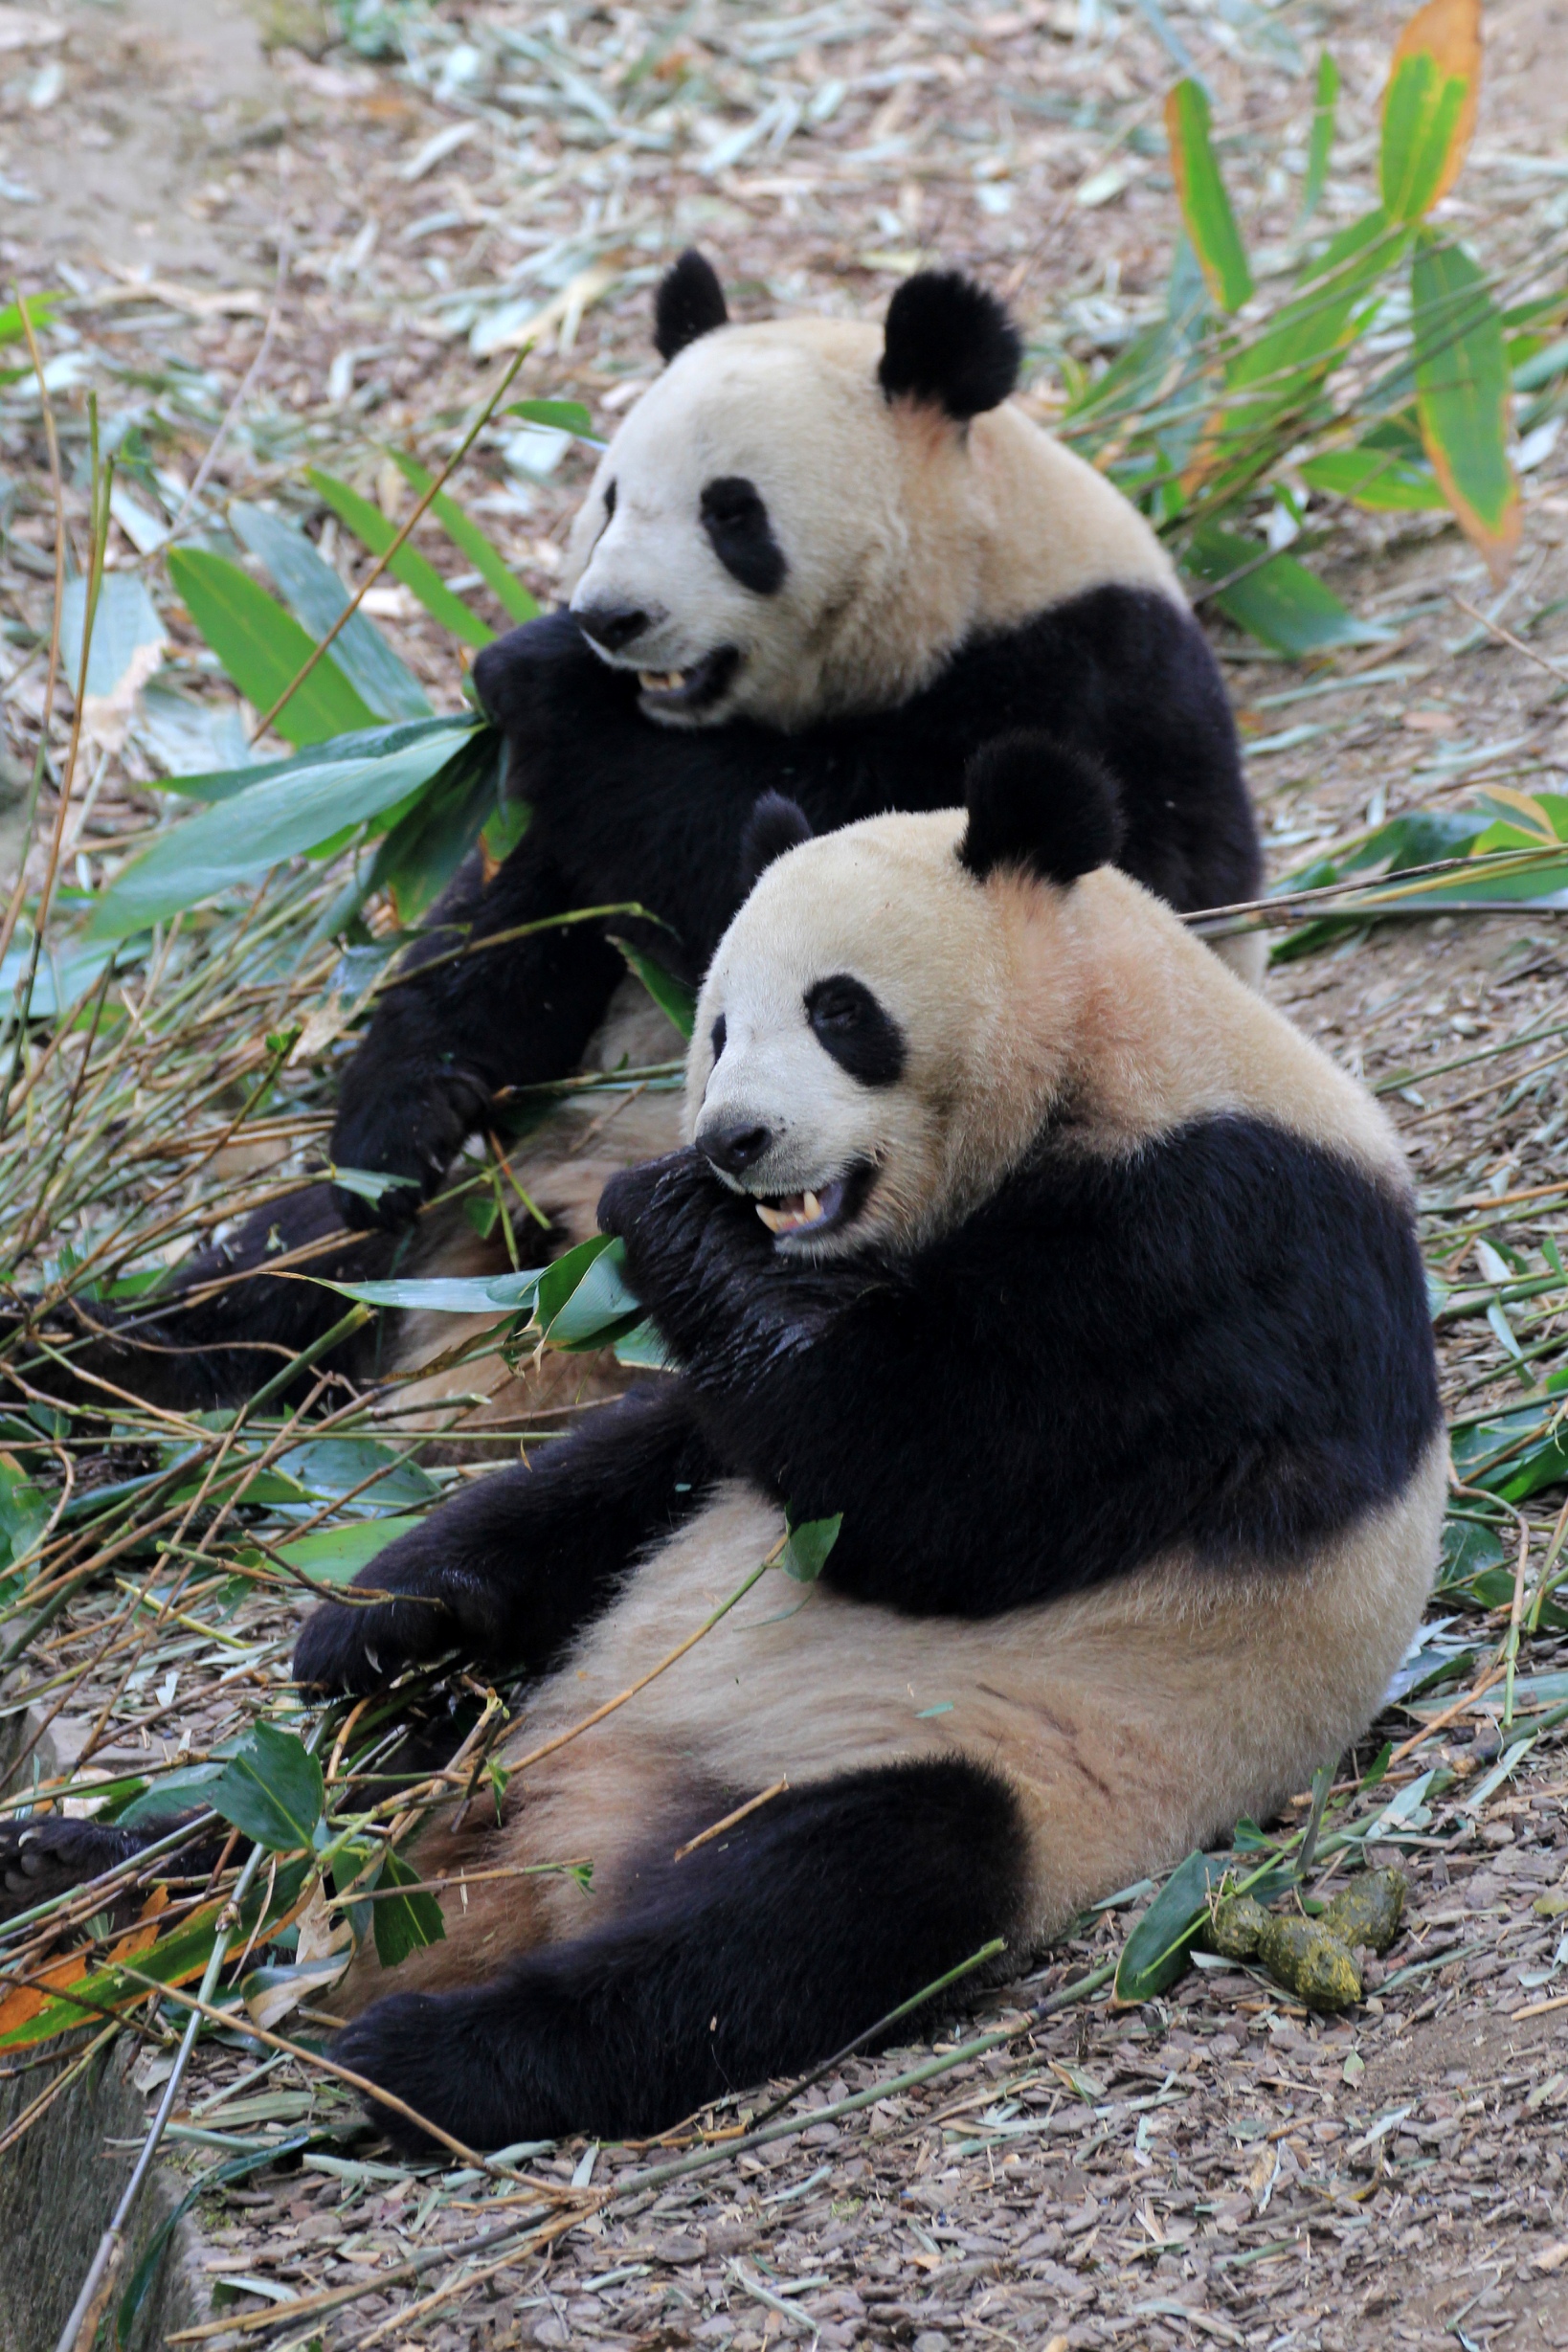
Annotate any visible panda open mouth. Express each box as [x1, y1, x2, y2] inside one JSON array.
[[751, 1163, 874, 1242], [636, 646, 739, 715]]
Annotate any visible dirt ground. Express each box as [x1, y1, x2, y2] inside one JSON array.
[[6, 0, 1568, 2345]]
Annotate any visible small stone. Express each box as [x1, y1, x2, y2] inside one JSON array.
[[1256, 1915, 1363, 2010], [1322, 1867, 1406, 1956]]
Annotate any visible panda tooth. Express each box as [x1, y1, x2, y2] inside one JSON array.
[[755, 1202, 786, 1233], [803, 1190, 821, 1223]]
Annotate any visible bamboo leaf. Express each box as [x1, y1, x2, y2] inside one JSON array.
[[1301, 415, 1446, 509], [1184, 526, 1384, 654], [85, 719, 481, 937], [1379, 0, 1481, 223], [390, 452, 539, 624], [780, 1510, 841, 1583], [207, 1721, 325, 1852], [1164, 80, 1253, 315], [372, 1846, 447, 1967], [1412, 236, 1520, 585], [307, 469, 495, 649], [613, 938, 696, 1040], [231, 504, 431, 721], [535, 1233, 646, 1353], [505, 397, 597, 437], [1114, 1849, 1224, 2001], [366, 727, 504, 922], [1300, 51, 1339, 221], [167, 548, 376, 747]]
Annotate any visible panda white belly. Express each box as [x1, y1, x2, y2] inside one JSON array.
[[341, 1438, 1442, 2011]]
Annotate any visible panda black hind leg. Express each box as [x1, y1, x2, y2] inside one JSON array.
[[335, 1757, 1027, 2153]]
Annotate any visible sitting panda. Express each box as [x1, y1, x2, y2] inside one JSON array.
[[34, 254, 1263, 1414], [235, 735, 1438, 2153]]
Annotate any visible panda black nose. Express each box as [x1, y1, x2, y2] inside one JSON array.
[[575, 604, 651, 654], [698, 1120, 775, 1176]]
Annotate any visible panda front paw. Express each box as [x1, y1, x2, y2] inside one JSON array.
[[329, 1056, 491, 1233], [0, 1816, 157, 1923], [292, 1518, 479, 1694], [470, 609, 590, 737]]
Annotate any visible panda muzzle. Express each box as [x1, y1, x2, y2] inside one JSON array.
[[635, 645, 739, 715]]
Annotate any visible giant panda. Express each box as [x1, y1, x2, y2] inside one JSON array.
[[28, 255, 1263, 1418], [213, 734, 1444, 2153]]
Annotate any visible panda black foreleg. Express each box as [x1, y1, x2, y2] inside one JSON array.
[[3, 1183, 396, 1414], [335, 1757, 1027, 2152], [293, 1381, 719, 1695], [328, 842, 627, 1232], [0, 1811, 230, 1927]]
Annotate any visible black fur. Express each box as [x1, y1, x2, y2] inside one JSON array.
[[654, 249, 729, 363], [302, 1109, 1436, 1694], [960, 732, 1124, 885], [805, 974, 907, 1087], [879, 270, 1022, 420], [700, 475, 787, 594], [737, 792, 813, 892], [0, 1812, 223, 1927], [294, 1383, 716, 1694], [57, 584, 1258, 1407], [335, 1758, 1024, 2150], [590, 1123, 1441, 1618], [6, 1184, 403, 1412]]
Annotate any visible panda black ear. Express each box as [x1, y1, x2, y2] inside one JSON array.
[[654, 250, 729, 364], [879, 270, 1022, 421], [739, 794, 814, 894], [959, 733, 1123, 887]]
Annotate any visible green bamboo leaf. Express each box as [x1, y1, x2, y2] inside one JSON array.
[[0, 292, 62, 346], [1114, 1850, 1224, 2001], [373, 1846, 447, 1967], [1183, 525, 1384, 654], [1412, 236, 1520, 585], [780, 1510, 841, 1583], [269, 1514, 424, 1583], [85, 719, 480, 937], [366, 727, 504, 921], [535, 1233, 646, 1353], [613, 937, 696, 1040], [389, 452, 539, 624], [1300, 51, 1339, 221], [1378, 0, 1480, 224], [1300, 415, 1446, 509], [231, 504, 431, 721], [167, 548, 376, 747], [1164, 80, 1253, 315], [307, 468, 495, 649], [207, 1721, 325, 1852], [505, 397, 597, 437]]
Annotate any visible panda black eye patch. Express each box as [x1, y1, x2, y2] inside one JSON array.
[[710, 1013, 727, 1063], [700, 476, 787, 596], [603, 480, 616, 518], [805, 975, 906, 1087]]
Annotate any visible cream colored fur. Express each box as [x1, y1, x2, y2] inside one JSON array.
[[341, 1436, 1445, 2009], [687, 809, 1402, 1261], [339, 818, 1439, 2013], [565, 318, 1179, 731]]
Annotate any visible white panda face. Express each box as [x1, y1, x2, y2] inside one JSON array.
[[565, 323, 955, 733], [686, 812, 1075, 1259]]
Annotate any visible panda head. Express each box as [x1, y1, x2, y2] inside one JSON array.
[[686, 735, 1124, 1259], [562, 250, 1024, 731]]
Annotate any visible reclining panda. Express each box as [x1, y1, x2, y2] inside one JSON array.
[[51, 254, 1263, 1410], [247, 735, 1438, 2153]]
